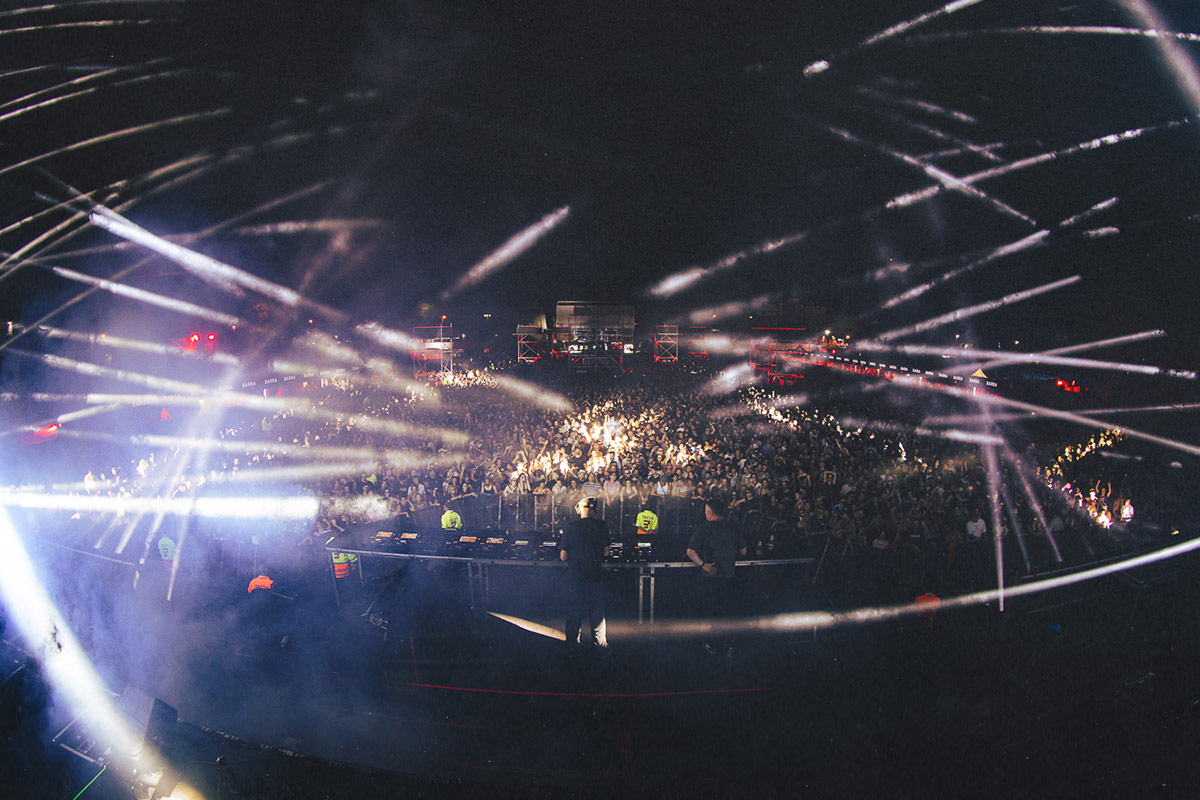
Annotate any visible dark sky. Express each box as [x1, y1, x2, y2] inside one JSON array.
[[1, 0, 1199, 362]]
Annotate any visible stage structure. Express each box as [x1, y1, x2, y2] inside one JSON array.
[[749, 326, 807, 386], [409, 319, 458, 382], [515, 324, 545, 364], [653, 324, 678, 364], [554, 301, 635, 373]]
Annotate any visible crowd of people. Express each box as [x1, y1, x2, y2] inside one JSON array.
[[42, 364, 1192, 606]]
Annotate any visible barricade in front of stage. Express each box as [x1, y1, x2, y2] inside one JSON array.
[[410, 493, 778, 544]]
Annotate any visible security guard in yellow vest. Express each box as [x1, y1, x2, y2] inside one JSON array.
[[441, 507, 463, 531], [636, 507, 659, 536], [326, 534, 358, 579]]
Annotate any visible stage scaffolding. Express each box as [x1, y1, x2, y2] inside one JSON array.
[[555, 301, 635, 374], [515, 324, 543, 363], [653, 324, 678, 363], [409, 321, 457, 382]]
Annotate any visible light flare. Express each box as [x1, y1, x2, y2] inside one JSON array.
[[491, 375, 574, 413], [679, 295, 773, 326], [88, 207, 345, 321], [856, 340, 1190, 381], [0, 107, 231, 180], [441, 206, 571, 300], [1121, 0, 1200, 117], [0, 490, 320, 520], [887, 120, 1187, 211], [872, 275, 1081, 341], [804, 116, 1035, 225], [879, 230, 1050, 310], [45, 265, 243, 326], [701, 363, 761, 396], [603, 532, 1200, 638], [963, 329, 1172, 376], [648, 232, 805, 298], [19, 324, 241, 365], [802, 0, 984, 78], [57, 428, 465, 467], [852, 83, 980, 125], [0, 508, 148, 760]]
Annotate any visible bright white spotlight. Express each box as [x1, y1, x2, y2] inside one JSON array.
[[0, 491, 320, 520], [0, 507, 145, 758]]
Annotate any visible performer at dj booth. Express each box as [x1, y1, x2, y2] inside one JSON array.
[[560, 496, 611, 657]]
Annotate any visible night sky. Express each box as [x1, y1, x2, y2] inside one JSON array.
[[1, 0, 1199, 370]]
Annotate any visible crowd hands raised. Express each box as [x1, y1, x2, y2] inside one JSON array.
[[63, 369, 1189, 603]]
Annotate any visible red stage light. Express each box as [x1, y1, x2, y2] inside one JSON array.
[[207, 333, 216, 341], [190, 333, 200, 342]]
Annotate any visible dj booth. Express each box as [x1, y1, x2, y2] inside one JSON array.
[[324, 518, 813, 623]]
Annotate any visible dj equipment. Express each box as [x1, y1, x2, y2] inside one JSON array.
[[415, 532, 454, 556], [478, 532, 509, 558], [371, 529, 420, 553], [449, 534, 480, 557], [605, 540, 626, 563], [628, 539, 656, 563], [505, 535, 537, 561], [536, 535, 561, 561]]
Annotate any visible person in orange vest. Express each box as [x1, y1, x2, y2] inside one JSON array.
[[914, 592, 940, 629], [326, 535, 358, 579], [248, 574, 274, 593]]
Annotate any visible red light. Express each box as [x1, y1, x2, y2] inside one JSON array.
[[1055, 379, 1063, 386], [207, 334, 216, 341], [190, 333, 200, 342]]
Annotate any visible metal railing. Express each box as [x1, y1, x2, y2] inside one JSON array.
[[412, 493, 720, 539]]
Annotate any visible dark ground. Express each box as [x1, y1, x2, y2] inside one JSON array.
[[4, 541, 1200, 800]]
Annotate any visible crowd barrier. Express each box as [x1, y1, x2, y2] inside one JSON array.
[[408, 493, 757, 542]]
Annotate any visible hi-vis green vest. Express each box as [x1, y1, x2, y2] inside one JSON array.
[[441, 508, 463, 530], [636, 509, 659, 534], [326, 535, 357, 578]]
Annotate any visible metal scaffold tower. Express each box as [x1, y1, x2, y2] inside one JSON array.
[[410, 319, 458, 382], [653, 324, 678, 364], [515, 325, 543, 363]]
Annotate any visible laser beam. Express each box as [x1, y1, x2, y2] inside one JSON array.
[[441, 205, 571, 300], [44, 263, 243, 326], [872, 275, 1081, 341]]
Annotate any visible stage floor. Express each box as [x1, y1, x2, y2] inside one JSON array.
[[119, 562, 1200, 795], [11, 547, 1200, 798]]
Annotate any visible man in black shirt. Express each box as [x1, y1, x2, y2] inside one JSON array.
[[560, 496, 611, 656], [686, 497, 747, 656]]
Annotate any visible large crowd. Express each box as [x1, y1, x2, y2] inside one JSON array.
[[48, 364, 1193, 603]]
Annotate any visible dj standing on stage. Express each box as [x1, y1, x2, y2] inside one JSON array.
[[560, 496, 610, 657], [686, 497, 747, 656]]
